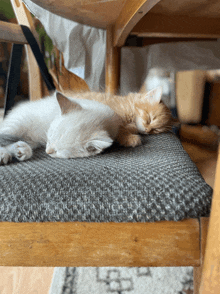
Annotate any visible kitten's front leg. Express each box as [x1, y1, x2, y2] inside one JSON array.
[[9, 141, 33, 161], [0, 141, 33, 165], [116, 124, 142, 147]]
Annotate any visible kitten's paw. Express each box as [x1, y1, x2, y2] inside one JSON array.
[[0, 147, 12, 165], [127, 134, 142, 147], [12, 141, 33, 161], [118, 134, 142, 147]]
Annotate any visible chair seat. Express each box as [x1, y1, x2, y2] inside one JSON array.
[[0, 133, 212, 222]]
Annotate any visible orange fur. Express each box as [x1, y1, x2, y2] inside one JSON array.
[[62, 89, 174, 147]]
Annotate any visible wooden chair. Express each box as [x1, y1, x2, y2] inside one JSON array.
[[0, 1, 220, 293]]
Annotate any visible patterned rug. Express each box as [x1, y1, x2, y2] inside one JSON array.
[[50, 267, 194, 294]]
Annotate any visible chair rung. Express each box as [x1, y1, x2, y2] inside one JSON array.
[[0, 218, 202, 267], [0, 21, 27, 44]]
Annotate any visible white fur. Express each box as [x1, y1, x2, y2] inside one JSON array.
[[0, 141, 33, 164], [143, 87, 162, 105], [0, 95, 60, 148], [0, 147, 12, 164], [135, 87, 163, 134], [135, 116, 146, 134], [0, 92, 122, 163]]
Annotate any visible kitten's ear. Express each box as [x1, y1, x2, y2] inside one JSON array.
[[143, 87, 163, 104], [56, 92, 82, 114], [86, 133, 113, 155]]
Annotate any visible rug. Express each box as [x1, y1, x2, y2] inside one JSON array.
[[49, 267, 194, 294]]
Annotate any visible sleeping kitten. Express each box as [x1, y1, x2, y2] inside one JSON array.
[[0, 88, 173, 164], [62, 87, 173, 147], [0, 92, 122, 164]]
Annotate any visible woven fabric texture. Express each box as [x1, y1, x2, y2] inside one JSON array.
[[0, 133, 212, 222]]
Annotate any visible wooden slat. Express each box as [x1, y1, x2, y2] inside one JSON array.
[[114, 0, 161, 47], [131, 13, 220, 39], [200, 146, 220, 294], [142, 37, 217, 47], [194, 218, 209, 294], [149, 0, 220, 19], [0, 21, 27, 44], [0, 219, 200, 267], [105, 26, 121, 94], [11, 0, 42, 100]]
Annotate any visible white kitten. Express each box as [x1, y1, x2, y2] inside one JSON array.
[[0, 92, 122, 164]]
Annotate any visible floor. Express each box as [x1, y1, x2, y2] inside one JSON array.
[[0, 113, 219, 293], [0, 267, 54, 294]]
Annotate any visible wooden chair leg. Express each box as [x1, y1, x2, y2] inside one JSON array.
[[193, 218, 209, 294], [11, 0, 42, 100], [199, 145, 220, 294], [105, 25, 121, 94]]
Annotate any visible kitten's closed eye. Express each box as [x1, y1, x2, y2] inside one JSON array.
[[145, 113, 151, 125]]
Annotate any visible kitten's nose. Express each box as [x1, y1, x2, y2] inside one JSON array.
[[46, 147, 55, 154]]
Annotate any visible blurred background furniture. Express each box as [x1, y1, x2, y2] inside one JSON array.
[[29, 0, 220, 93]]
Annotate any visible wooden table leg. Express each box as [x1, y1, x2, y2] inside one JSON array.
[[194, 217, 209, 294], [105, 25, 121, 94], [199, 146, 220, 294]]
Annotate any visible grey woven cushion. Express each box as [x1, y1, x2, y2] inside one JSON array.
[[0, 133, 212, 222]]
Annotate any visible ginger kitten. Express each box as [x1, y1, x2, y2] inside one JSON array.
[[62, 87, 173, 147], [0, 88, 173, 164]]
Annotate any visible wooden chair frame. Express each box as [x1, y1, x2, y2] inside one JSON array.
[[0, 1, 220, 293]]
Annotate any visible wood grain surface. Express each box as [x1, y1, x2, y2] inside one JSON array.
[[114, 0, 161, 46], [200, 146, 220, 294], [105, 26, 121, 94], [0, 21, 27, 44], [30, 0, 127, 29], [0, 219, 200, 267], [11, 0, 42, 100], [149, 0, 220, 18], [194, 218, 209, 294], [131, 13, 220, 39], [30, 0, 220, 28]]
